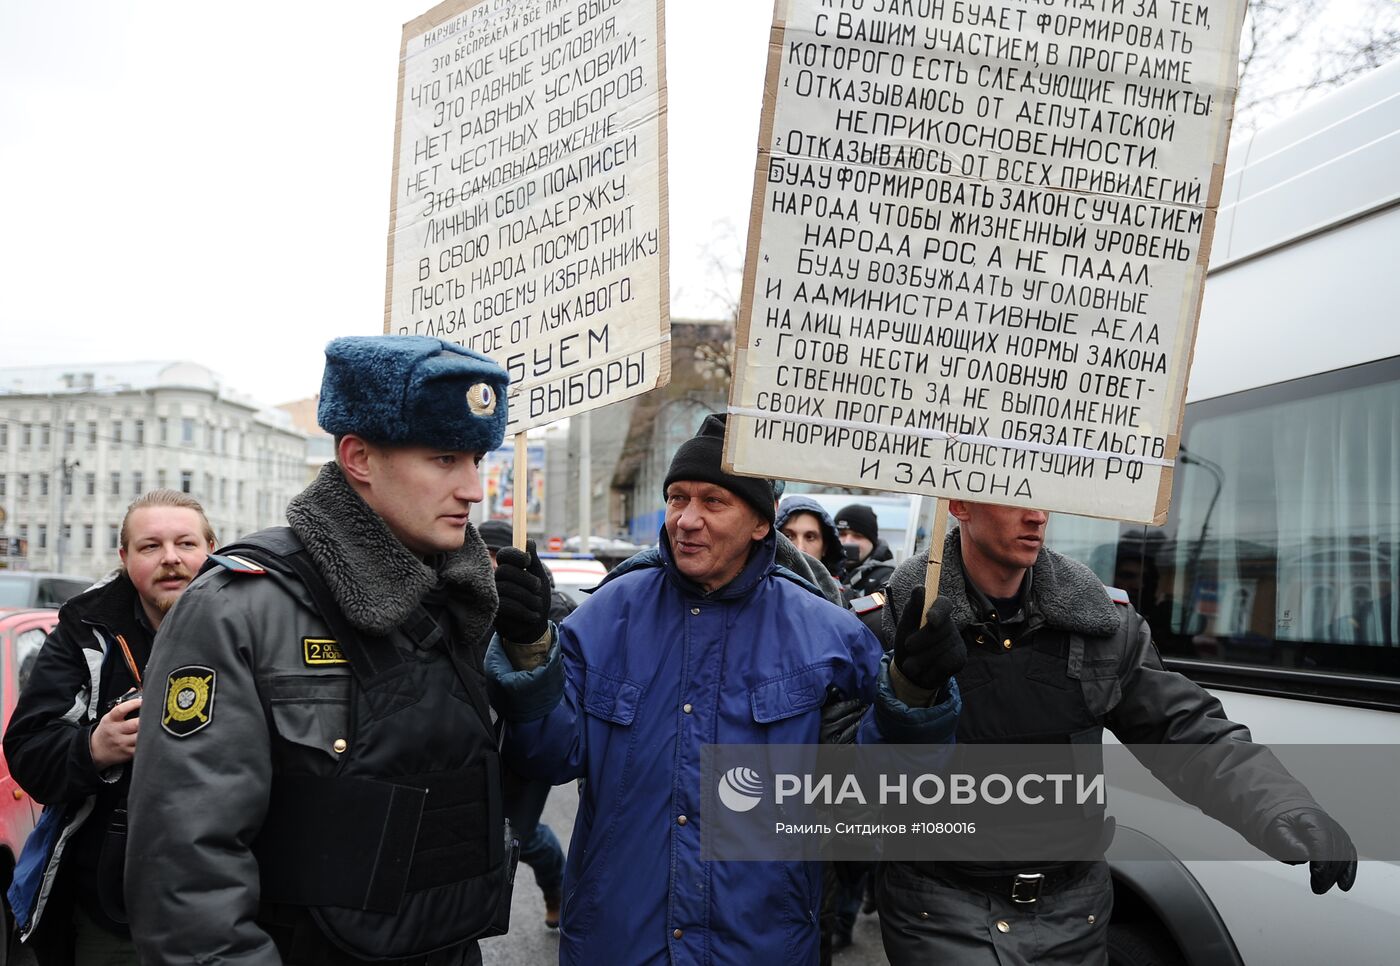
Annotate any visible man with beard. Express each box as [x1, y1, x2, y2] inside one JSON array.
[[125, 336, 513, 966], [6, 490, 216, 964]]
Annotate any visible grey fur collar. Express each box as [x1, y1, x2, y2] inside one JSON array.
[[285, 463, 497, 637], [884, 528, 1120, 641]]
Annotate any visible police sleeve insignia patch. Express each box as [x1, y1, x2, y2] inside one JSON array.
[[162, 665, 216, 737]]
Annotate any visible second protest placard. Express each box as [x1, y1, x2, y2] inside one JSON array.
[[386, 0, 670, 434], [726, 0, 1244, 523]]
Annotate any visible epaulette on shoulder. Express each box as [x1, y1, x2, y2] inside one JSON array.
[[849, 591, 886, 615], [208, 553, 267, 575], [1104, 585, 1130, 606]]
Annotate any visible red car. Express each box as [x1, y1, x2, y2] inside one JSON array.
[[0, 608, 59, 948]]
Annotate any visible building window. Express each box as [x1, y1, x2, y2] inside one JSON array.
[[108, 524, 119, 550], [181, 418, 195, 445], [157, 469, 167, 489], [62, 472, 72, 497], [110, 472, 120, 497], [180, 471, 193, 494], [85, 473, 95, 496], [134, 419, 145, 445], [61, 524, 71, 547], [112, 420, 123, 446], [18, 474, 29, 498], [38, 424, 49, 449], [0, 423, 7, 447], [220, 478, 228, 505], [237, 481, 245, 508], [38, 473, 49, 497], [37, 525, 47, 550], [159, 417, 168, 443], [64, 422, 74, 446], [87, 421, 97, 445], [19, 525, 28, 546], [132, 471, 144, 496], [0, 474, 5, 497], [21, 424, 31, 448], [83, 524, 93, 550]]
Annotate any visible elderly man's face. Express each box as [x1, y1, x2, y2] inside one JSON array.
[[665, 481, 770, 592]]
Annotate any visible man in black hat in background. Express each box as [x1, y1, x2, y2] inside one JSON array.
[[835, 503, 896, 604]]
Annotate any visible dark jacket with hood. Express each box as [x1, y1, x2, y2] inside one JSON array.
[[124, 463, 505, 965], [775, 496, 846, 582], [5, 572, 150, 943], [880, 529, 1333, 878]]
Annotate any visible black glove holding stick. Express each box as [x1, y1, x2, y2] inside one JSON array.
[[890, 587, 967, 706], [494, 540, 553, 671]]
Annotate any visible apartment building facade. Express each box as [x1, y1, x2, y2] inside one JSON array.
[[0, 362, 308, 578]]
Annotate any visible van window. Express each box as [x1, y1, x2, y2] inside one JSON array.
[[1048, 356, 1400, 683], [36, 579, 87, 608]]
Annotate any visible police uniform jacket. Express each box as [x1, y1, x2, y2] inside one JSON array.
[[880, 529, 1331, 878], [486, 529, 960, 966], [125, 464, 505, 965]]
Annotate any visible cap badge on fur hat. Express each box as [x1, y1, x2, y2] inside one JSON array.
[[317, 335, 509, 453], [468, 383, 497, 416]]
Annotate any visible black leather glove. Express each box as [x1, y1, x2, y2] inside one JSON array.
[[493, 541, 551, 644], [893, 588, 967, 693], [1261, 806, 1358, 894], [819, 686, 866, 745]]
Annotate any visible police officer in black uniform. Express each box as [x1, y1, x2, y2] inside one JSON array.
[[126, 337, 515, 965], [875, 500, 1357, 966]]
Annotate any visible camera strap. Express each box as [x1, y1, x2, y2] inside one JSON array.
[[112, 633, 142, 687]]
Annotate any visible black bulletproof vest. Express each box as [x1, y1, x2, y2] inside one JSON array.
[[939, 613, 1113, 873], [956, 624, 1103, 745], [227, 529, 508, 960]]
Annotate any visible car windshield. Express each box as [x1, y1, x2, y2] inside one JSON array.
[[0, 576, 33, 607]]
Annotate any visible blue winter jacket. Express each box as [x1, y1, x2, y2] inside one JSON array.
[[486, 530, 959, 965]]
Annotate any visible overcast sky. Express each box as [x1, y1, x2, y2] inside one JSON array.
[[0, 0, 772, 406], [1, 1, 1391, 408]]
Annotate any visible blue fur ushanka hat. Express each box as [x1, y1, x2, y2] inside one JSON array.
[[317, 336, 509, 453]]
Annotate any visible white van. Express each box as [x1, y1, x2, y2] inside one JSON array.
[[1043, 58, 1400, 965]]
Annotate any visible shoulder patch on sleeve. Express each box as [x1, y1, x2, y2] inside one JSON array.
[[1104, 585, 1131, 606], [161, 666, 216, 737], [208, 553, 266, 575]]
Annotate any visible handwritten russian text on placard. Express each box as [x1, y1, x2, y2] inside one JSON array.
[[388, 0, 670, 433], [727, 0, 1244, 523]]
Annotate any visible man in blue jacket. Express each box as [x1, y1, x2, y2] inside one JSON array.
[[486, 414, 961, 966]]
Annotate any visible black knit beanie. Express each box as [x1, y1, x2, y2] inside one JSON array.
[[834, 504, 879, 544], [662, 413, 776, 523]]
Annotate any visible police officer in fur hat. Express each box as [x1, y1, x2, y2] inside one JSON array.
[[126, 336, 514, 965]]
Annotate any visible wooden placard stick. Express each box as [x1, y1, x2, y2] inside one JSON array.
[[922, 500, 950, 626], [512, 433, 528, 551]]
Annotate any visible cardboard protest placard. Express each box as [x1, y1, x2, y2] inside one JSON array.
[[387, 0, 670, 435], [725, 0, 1245, 524]]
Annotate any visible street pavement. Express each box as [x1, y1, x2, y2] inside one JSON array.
[[481, 783, 891, 966]]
